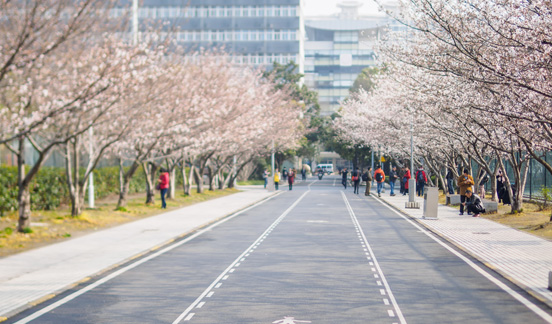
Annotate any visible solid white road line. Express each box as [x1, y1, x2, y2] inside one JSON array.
[[172, 187, 313, 324], [12, 192, 285, 324], [371, 195, 552, 323], [342, 192, 407, 324]]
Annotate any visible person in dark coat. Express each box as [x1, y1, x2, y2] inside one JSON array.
[[389, 166, 398, 196], [288, 169, 295, 190], [415, 166, 428, 197], [341, 168, 349, 189], [462, 189, 486, 217], [352, 169, 361, 194], [446, 169, 455, 195]]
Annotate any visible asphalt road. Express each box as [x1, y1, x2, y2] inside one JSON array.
[[8, 176, 551, 324]]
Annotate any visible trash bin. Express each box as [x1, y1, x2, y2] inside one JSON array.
[[423, 187, 439, 219]]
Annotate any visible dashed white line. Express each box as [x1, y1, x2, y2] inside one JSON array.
[[388, 310, 395, 317], [383, 299, 390, 305], [229, 269, 235, 273], [380, 289, 386, 295], [196, 302, 205, 309], [377, 281, 382, 286], [173, 188, 313, 324], [184, 313, 194, 321], [206, 292, 214, 298], [222, 275, 229, 280]]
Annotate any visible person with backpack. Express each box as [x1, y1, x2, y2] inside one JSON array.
[[415, 166, 428, 197], [374, 165, 385, 197], [402, 167, 411, 196], [363, 167, 373, 196], [351, 169, 361, 194], [388, 166, 398, 196]]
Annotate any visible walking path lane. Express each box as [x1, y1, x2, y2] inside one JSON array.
[[0, 189, 277, 320], [372, 190, 552, 311]]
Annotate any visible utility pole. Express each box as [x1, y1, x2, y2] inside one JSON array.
[[88, 127, 95, 208]]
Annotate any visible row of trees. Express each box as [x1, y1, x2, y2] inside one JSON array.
[[334, 0, 552, 213], [1, 0, 308, 231]]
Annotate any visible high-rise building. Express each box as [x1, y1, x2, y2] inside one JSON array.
[[304, 1, 395, 116], [113, 0, 304, 70]]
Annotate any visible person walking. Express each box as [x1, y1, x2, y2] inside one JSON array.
[[403, 167, 411, 196], [457, 169, 475, 215], [398, 166, 406, 195], [157, 168, 170, 209], [496, 170, 504, 203], [462, 189, 486, 217], [415, 166, 428, 197], [301, 168, 307, 180], [282, 167, 288, 181], [352, 169, 361, 194], [446, 168, 455, 195], [389, 166, 398, 196], [274, 170, 280, 190], [288, 169, 295, 190], [263, 169, 269, 189], [341, 167, 349, 189], [363, 167, 373, 196], [478, 169, 489, 199], [374, 165, 385, 197]]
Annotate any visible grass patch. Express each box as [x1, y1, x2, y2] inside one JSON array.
[[0, 188, 239, 257], [237, 180, 264, 186]]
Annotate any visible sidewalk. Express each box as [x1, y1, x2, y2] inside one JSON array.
[[372, 188, 552, 309], [0, 188, 277, 320]]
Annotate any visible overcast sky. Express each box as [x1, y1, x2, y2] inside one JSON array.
[[303, 0, 381, 17]]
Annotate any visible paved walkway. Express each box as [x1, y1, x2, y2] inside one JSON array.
[[0, 188, 277, 320], [371, 188, 552, 309]]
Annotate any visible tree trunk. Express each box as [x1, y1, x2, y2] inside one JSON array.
[[181, 165, 190, 196], [193, 166, 204, 194], [117, 158, 141, 208], [169, 166, 176, 199], [207, 166, 215, 191], [218, 169, 226, 190], [17, 151, 31, 231], [188, 164, 195, 195], [143, 162, 157, 205]]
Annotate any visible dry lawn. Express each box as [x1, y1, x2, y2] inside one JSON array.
[[0, 189, 238, 257], [438, 193, 552, 241]]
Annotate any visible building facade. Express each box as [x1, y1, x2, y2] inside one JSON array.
[[113, 0, 304, 70], [304, 1, 394, 116]]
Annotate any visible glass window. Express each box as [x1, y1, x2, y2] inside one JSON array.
[[194, 31, 201, 41], [234, 7, 241, 16], [209, 7, 216, 17], [266, 30, 273, 40], [266, 7, 273, 16], [290, 30, 297, 40], [251, 30, 258, 41], [282, 30, 289, 41], [274, 6, 280, 16], [224, 30, 232, 41], [259, 31, 265, 41], [290, 7, 297, 16], [257, 7, 265, 16], [274, 30, 281, 40], [282, 6, 289, 16], [242, 30, 249, 41], [235, 31, 241, 41], [225, 7, 232, 17]]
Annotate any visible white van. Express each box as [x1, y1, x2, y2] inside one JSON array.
[[317, 164, 334, 175]]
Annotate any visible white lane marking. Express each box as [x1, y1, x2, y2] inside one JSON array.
[[371, 195, 552, 323], [12, 191, 285, 324], [235, 263, 241, 267], [173, 188, 313, 324], [374, 274, 380, 279], [377, 281, 382, 286], [222, 275, 229, 280], [342, 192, 406, 324], [388, 310, 395, 317], [206, 292, 214, 298], [184, 313, 194, 321], [229, 269, 235, 273], [371, 268, 376, 272], [380, 289, 386, 295], [383, 299, 390, 305], [197, 302, 205, 309]]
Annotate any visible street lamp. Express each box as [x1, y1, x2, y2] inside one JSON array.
[[406, 110, 419, 208]]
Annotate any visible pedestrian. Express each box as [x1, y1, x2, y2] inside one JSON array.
[[288, 169, 295, 190], [446, 168, 455, 195], [389, 166, 398, 196], [374, 165, 385, 197], [274, 170, 280, 190], [341, 167, 348, 189], [282, 167, 288, 181], [415, 166, 428, 197], [301, 168, 306, 180], [263, 169, 269, 189], [403, 167, 411, 196], [462, 189, 486, 217], [352, 168, 361, 194], [478, 169, 489, 199], [363, 167, 373, 196], [496, 170, 505, 204], [457, 169, 475, 215], [157, 168, 170, 209], [398, 166, 406, 195]]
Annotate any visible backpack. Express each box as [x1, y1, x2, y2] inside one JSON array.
[[362, 173, 369, 182], [375, 172, 383, 182], [417, 171, 425, 182]]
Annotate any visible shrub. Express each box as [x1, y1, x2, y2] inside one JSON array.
[[536, 187, 551, 211]]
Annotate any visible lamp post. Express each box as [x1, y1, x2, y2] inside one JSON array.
[[406, 111, 419, 208], [270, 139, 275, 191], [88, 127, 95, 208]]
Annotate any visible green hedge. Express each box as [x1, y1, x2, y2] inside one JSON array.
[[0, 166, 146, 215]]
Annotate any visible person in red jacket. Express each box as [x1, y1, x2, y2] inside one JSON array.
[[415, 166, 428, 197], [403, 167, 411, 196], [288, 169, 295, 190], [158, 168, 170, 209]]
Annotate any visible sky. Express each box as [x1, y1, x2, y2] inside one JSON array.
[[303, 0, 381, 17]]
